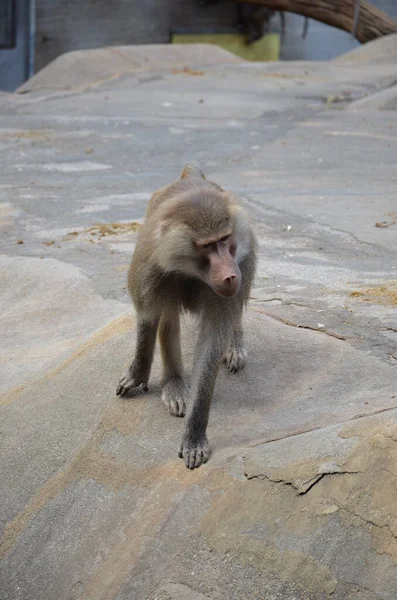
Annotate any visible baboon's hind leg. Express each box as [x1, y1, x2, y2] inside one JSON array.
[[159, 310, 189, 417]]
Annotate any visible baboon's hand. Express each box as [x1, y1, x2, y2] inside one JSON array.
[[223, 345, 247, 373], [178, 434, 210, 469], [116, 364, 149, 397]]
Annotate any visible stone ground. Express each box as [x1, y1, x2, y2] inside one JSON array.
[[1, 38, 397, 600]]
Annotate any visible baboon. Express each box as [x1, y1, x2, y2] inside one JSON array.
[[116, 163, 257, 468]]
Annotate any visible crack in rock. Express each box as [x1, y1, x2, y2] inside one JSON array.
[[251, 307, 347, 340], [338, 506, 397, 541], [244, 459, 361, 495]]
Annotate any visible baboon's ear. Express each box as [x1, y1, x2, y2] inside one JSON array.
[[180, 162, 206, 180], [154, 219, 168, 240], [153, 203, 179, 240]]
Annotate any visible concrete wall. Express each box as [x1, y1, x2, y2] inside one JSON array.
[[34, 0, 238, 73], [0, 0, 31, 92], [11, 0, 397, 82]]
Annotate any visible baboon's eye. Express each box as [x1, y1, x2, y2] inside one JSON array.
[[219, 235, 230, 244]]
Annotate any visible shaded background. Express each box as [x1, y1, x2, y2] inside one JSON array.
[[1, 0, 397, 91]]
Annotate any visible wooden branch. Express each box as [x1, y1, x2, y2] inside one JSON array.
[[231, 0, 397, 43]]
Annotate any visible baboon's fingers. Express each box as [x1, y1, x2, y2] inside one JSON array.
[[161, 377, 188, 417], [223, 347, 247, 373], [116, 379, 130, 396], [169, 397, 186, 417], [195, 449, 204, 468], [116, 376, 147, 397], [178, 436, 210, 469], [188, 449, 196, 469], [201, 445, 210, 464]]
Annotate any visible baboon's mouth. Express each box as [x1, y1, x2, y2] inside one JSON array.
[[213, 284, 240, 298]]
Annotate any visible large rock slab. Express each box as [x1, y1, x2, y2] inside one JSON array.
[[17, 44, 243, 93], [1, 40, 397, 600], [334, 32, 397, 64]]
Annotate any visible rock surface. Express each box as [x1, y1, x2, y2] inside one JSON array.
[[1, 40, 397, 600]]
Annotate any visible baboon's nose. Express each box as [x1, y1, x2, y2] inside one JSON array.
[[220, 274, 239, 296], [224, 274, 237, 286]]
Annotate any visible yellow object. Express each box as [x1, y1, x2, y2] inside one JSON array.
[[171, 33, 280, 62]]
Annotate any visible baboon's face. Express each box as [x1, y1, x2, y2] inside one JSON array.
[[194, 233, 241, 297]]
